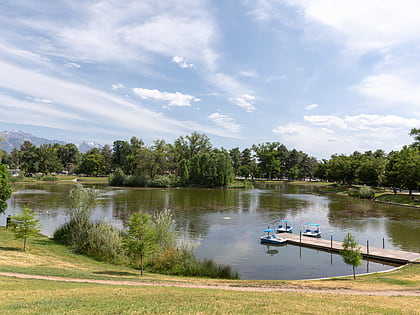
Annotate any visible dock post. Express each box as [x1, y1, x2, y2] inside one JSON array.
[[330, 235, 333, 250], [367, 240, 369, 255], [299, 231, 302, 244], [383, 238, 385, 249]]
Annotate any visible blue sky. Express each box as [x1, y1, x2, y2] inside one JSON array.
[[1, 0, 419, 158]]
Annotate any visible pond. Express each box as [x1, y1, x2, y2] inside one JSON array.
[[5, 182, 420, 280]]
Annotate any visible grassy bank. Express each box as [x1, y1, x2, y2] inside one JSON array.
[[0, 228, 419, 314]]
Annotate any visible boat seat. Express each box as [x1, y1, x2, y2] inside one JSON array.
[[306, 229, 310, 232]]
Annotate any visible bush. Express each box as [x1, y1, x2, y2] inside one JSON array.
[[147, 248, 240, 279], [41, 175, 58, 182], [150, 174, 177, 187], [109, 168, 126, 186], [86, 221, 125, 263], [359, 185, 374, 199], [125, 175, 151, 187], [54, 219, 125, 263]]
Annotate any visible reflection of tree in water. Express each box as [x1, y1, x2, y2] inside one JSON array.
[[386, 221, 420, 252]]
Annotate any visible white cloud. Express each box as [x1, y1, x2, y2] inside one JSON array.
[[132, 88, 201, 107], [285, 0, 420, 55], [0, 60, 187, 136], [4, 1, 218, 70], [304, 114, 420, 131], [172, 56, 194, 69], [65, 62, 81, 69], [208, 112, 240, 133], [230, 94, 256, 112], [25, 96, 52, 104], [354, 73, 420, 116], [272, 120, 413, 158], [111, 83, 125, 90], [306, 103, 318, 110]]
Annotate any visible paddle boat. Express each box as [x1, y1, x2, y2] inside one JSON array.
[[302, 223, 321, 238], [276, 220, 293, 233], [260, 228, 287, 245]]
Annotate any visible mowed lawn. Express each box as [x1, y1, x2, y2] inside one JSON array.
[[0, 228, 419, 314]]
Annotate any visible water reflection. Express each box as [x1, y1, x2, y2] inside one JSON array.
[[4, 182, 419, 279]]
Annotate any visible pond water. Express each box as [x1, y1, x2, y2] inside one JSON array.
[[5, 182, 420, 280]]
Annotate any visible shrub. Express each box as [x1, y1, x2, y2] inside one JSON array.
[[150, 174, 177, 187], [86, 221, 125, 263], [41, 175, 58, 182], [109, 168, 126, 186], [148, 248, 240, 279], [359, 185, 374, 199]]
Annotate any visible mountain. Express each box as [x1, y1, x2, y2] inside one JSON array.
[[0, 130, 102, 153]]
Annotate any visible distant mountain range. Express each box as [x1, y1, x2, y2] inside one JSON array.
[[0, 130, 102, 153]]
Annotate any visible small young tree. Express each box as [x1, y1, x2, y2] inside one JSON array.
[[11, 208, 42, 251], [125, 212, 157, 275], [340, 233, 363, 279]]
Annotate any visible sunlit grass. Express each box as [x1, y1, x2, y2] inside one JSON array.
[[0, 227, 419, 314]]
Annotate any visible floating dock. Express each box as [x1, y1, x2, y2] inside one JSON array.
[[280, 233, 420, 264]]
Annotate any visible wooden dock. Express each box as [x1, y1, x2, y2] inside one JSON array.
[[280, 233, 420, 264]]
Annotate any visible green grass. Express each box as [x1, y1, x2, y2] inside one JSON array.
[[0, 228, 419, 314], [376, 193, 420, 207]]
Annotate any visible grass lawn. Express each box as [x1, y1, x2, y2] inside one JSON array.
[[0, 228, 419, 314], [375, 193, 420, 207]]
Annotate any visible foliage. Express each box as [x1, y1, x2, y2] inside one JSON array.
[[148, 248, 240, 279], [54, 185, 124, 262], [41, 174, 58, 182], [11, 207, 42, 251], [0, 163, 12, 214], [124, 212, 157, 275], [340, 233, 362, 279], [358, 185, 375, 199], [108, 167, 126, 186]]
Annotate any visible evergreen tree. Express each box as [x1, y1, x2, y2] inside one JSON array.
[[11, 208, 42, 251], [125, 212, 157, 275]]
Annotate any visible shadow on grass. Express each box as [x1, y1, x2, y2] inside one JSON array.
[[0, 246, 20, 251], [93, 271, 139, 277]]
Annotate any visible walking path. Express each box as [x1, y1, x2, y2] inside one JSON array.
[[0, 272, 419, 296]]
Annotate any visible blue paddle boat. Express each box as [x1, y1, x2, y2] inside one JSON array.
[[260, 228, 287, 245], [276, 220, 293, 233], [302, 223, 321, 238]]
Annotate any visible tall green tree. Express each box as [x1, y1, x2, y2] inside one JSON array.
[[11, 208, 42, 251], [387, 146, 420, 194], [57, 143, 80, 174], [340, 233, 362, 280], [125, 212, 157, 275], [252, 142, 281, 180], [19, 141, 39, 175], [0, 162, 12, 214], [409, 127, 420, 148]]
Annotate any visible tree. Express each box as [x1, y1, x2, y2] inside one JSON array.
[[11, 208, 42, 251], [57, 143, 80, 174], [125, 212, 157, 275], [340, 233, 362, 280], [386, 146, 420, 194], [19, 141, 39, 175], [0, 163, 12, 214], [252, 142, 281, 180], [77, 154, 106, 176], [409, 127, 420, 148]]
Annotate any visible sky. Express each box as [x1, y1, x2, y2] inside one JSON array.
[[0, 0, 419, 159]]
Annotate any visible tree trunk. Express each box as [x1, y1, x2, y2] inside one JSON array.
[[23, 237, 27, 252], [353, 266, 356, 280], [140, 255, 143, 276]]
